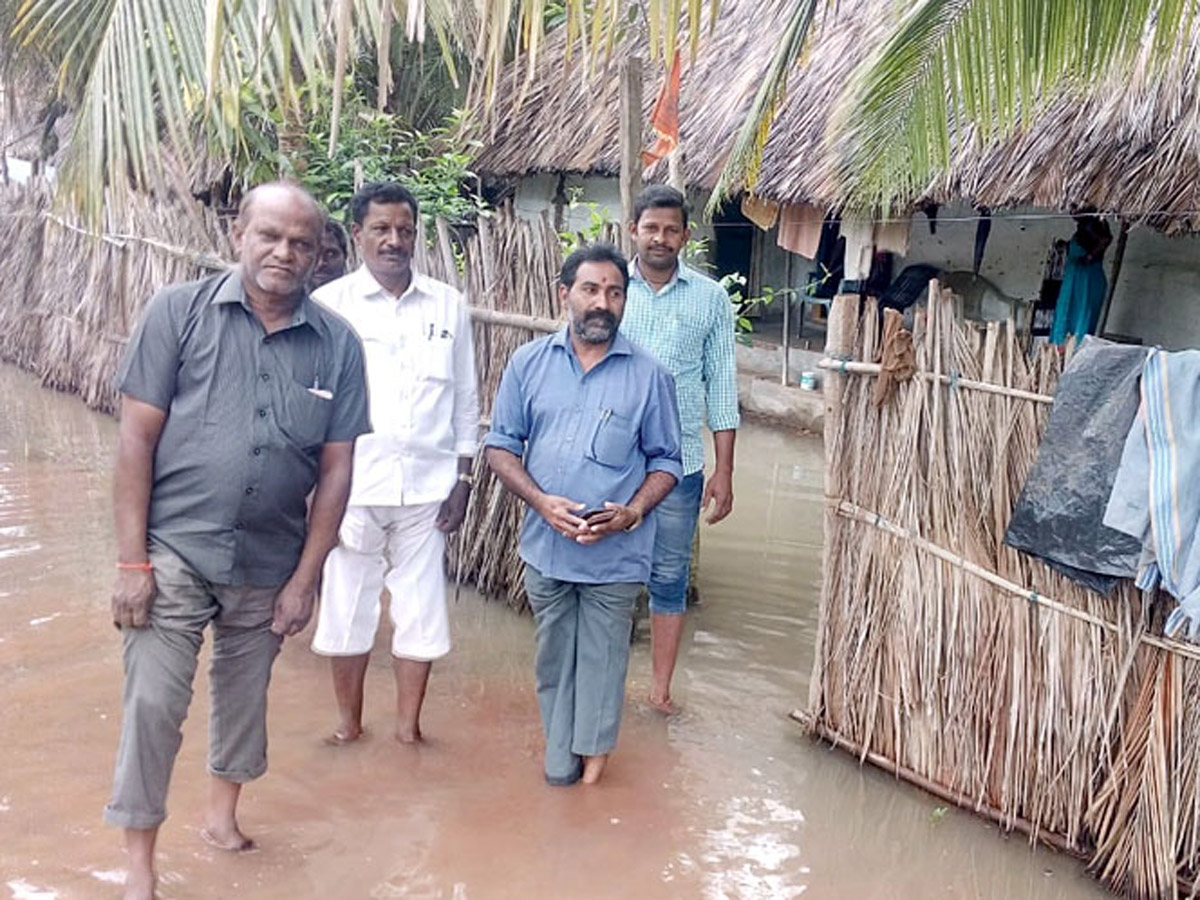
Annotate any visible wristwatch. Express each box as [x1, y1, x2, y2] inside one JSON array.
[[457, 472, 475, 487]]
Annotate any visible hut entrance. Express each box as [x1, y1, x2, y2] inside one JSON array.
[[710, 201, 757, 294]]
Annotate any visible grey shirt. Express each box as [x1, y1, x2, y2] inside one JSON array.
[[117, 268, 371, 586]]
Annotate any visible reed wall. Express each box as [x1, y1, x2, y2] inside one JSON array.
[[0, 184, 584, 611], [809, 289, 1200, 899]]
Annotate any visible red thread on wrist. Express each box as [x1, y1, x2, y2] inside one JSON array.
[[117, 562, 154, 571]]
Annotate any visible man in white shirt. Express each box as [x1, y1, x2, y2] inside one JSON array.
[[311, 182, 479, 744]]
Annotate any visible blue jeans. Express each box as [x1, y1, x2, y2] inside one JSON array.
[[648, 471, 704, 615], [524, 566, 639, 785]]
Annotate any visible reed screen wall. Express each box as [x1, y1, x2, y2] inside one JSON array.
[[0, 184, 585, 612], [810, 288, 1200, 899]]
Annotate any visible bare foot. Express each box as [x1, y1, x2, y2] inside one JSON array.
[[647, 693, 680, 716], [395, 725, 423, 744], [323, 725, 365, 746], [581, 754, 608, 784], [123, 868, 155, 900], [201, 824, 257, 853]]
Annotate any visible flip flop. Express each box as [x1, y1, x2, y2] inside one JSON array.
[[200, 828, 257, 853]]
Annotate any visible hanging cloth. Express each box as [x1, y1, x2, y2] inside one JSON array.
[[842, 220, 874, 281], [641, 51, 682, 168], [1105, 349, 1200, 638], [776, 203, 823, 257], [741, 195, 780, 231], [874, 217, 911, 256]]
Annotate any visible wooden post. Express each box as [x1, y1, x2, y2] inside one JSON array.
[[377, 1, 393, 111], [780, 283, 790, 386], [619, 57, 644, 252], [1097, 218, 1130, 337], [807, 293, 858, 717], [667, 146, 685, 192]]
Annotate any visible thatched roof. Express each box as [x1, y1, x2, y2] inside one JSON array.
[[474, 0, 1200, 232], [474, 0, 804, 188]]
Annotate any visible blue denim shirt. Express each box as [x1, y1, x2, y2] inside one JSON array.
[[484, 328, 683, 584]]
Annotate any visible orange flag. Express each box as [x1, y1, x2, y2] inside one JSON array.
[[641, 51, 682, 168]]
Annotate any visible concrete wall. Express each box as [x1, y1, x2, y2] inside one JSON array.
[[513, 181, 1200, 350], [765, 201, 1200, 350], [513, 174, 717, 264]]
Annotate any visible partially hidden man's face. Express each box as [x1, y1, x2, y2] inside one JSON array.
[[311, 230, 347, 289], [560, 260, 627, 345], [628, 205, 689, 270], [233, 193, 322, 299], [353, 201, 417, 285]]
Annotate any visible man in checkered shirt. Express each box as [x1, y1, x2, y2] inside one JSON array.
[[621, 185, 740, 715]]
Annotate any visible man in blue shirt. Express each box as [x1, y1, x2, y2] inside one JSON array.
[[484, 243, 682, 786], [622, 186, 740, 715]]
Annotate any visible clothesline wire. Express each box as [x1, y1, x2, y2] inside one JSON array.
[[725, 210, 1200, 227], [4, 204, 1200, 230]]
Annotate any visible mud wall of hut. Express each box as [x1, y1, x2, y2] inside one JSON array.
[[809, 291, 1200, 899]]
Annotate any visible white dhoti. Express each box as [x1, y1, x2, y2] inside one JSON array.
[[312, 502, 451, 660]]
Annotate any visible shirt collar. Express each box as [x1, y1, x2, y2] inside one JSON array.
[[631, 257, 692, 290], [551, 326, 634, 359], [352, 263, 429, 302], [213, 267, 319, 332]]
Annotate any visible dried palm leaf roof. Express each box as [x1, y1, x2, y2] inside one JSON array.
[[474, 0, 1200, 232], [473, 0, 802, 185], [936, 27, 1200, 234]]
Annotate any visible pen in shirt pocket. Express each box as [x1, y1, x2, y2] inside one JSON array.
[[307, 371, 333, 401]]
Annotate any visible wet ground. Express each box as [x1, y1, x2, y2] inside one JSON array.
[[0, 362, 1111, 899]]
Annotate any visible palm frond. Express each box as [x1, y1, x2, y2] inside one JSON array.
[[7, 0, 721, 220], [830, 0, 1186, 211], [706, 0, 818, 213]]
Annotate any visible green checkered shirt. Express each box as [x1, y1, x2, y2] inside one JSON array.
[[621, 260, 740, 475]]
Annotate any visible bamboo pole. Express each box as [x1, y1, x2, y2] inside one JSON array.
[[618, 56, 644, 250], [789, 710, 1086, 856], [816, 357, 1056, 405], [835, 499, 1200, 663], [809, 293, 858, 715], [468, 307, 560, 333]]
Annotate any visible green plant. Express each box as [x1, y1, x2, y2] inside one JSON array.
[[10, 0, 719, 221], [683, 229, 712, 270], [720, 272, 795, 344], [282, 78, 487, 231], [557, 187, 611, 254]]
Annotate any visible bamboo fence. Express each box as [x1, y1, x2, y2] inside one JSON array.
[[807, 286, 1200, 899], [0, 183, 227, 411], [0, 184, 596, 611]]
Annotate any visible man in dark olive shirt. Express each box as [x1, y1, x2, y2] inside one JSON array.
[[104, 182, 370, 900]]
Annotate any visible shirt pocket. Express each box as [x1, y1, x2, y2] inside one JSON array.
[[417, 335, 455, 383], [586, 410, 637, 468], [278, 378, 334, 451]]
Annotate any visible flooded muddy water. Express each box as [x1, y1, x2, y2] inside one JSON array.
[[0, 363, 1110, 899]]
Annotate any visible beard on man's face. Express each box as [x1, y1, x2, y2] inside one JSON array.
[[572, 309, 619, 344]]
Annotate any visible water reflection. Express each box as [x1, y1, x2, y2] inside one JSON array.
[[0, 363, 1108, 899]]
